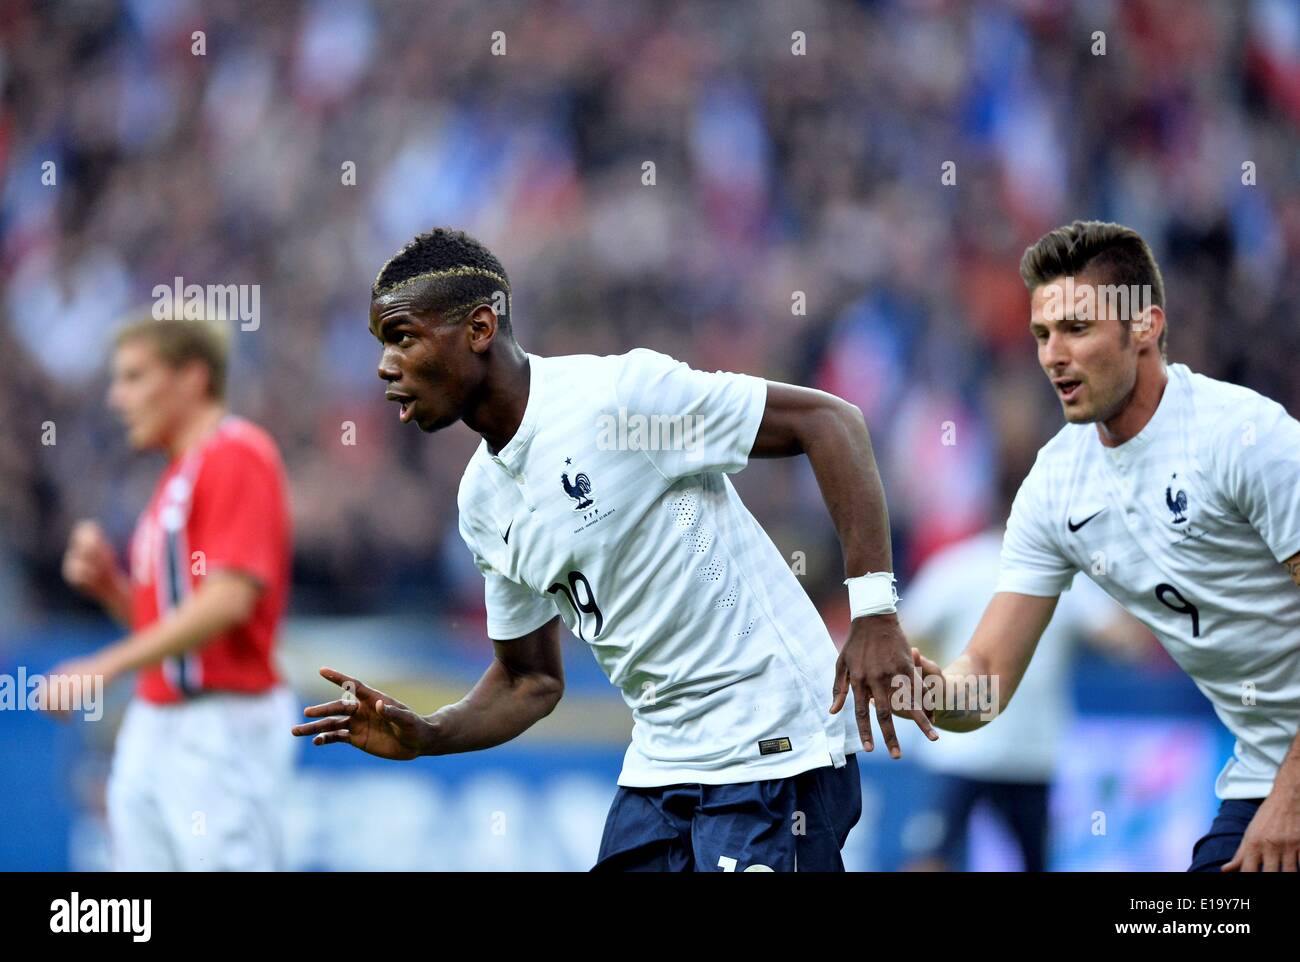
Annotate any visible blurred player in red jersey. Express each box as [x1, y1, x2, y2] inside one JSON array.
[[53, 317, 296, 871]]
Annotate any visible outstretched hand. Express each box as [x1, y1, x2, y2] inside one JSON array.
[[292, 667, 431, 761]]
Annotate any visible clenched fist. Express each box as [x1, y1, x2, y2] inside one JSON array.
[[62, 520, 128, 608]]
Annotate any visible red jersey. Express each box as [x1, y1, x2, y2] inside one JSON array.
[[129, 416, 291, 704]]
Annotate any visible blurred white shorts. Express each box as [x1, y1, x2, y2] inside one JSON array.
[[106, 685, 299, 871]]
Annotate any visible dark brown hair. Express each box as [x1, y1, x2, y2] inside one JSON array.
[[1020, 220, 1167, 355]]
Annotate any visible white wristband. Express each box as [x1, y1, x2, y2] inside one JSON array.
[[844, 572, 898, 619]]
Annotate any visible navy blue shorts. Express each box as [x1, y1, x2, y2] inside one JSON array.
[[593, 756, 861, 872], [1188, 798, 1264, 872]]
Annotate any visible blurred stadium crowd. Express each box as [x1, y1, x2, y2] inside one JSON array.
[[2, 0, 1298, 625]]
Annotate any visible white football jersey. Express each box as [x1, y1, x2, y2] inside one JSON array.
[[998, 363, 1300, 799], [457, 349, 862, 787]]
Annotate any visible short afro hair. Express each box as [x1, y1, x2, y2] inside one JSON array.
[[373, 228, 511, 329]]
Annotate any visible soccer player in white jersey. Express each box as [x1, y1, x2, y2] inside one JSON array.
[[897, 466, 1145, 871], [292, 228, 936, 871], [912, 220, 1300, 871]]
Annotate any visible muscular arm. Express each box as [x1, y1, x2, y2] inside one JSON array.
[[294, 617, 564, 760], [750, 383, 890, 576], [422, 616, 565, 754], [925, 591, 1060, 732], [749, 382, 934, 755]]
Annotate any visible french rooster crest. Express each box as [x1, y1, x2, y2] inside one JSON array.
[[1165, 474, 1188, 524], [561, 470, 593, 509]]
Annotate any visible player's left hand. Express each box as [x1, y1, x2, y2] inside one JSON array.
[[830, 613, 937, 758], [292, 667, 430, 760], [1222, 784, 1300, 872]]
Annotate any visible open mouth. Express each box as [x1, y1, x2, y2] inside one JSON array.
[[385, 391, 416, 423], [1053, 378, 1083, 403]]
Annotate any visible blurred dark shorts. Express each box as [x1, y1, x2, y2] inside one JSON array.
[[592, 755, 860, 872], [928, 775, 1051, 872], [1187, 798, 1265, 872]]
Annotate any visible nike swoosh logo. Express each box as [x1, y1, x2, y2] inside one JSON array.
[[501, 520, 513, 544], [1068, 509, 1104, 532]]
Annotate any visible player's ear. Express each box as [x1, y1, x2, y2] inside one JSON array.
[[466, 304, 499, 355], [1131, 304, 1163, 351]]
